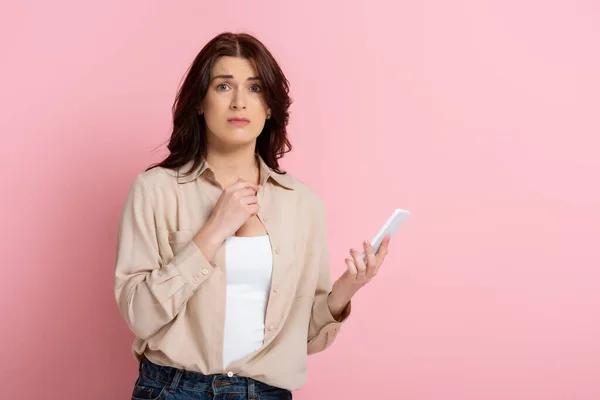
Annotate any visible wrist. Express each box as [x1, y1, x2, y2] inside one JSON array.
[[202, 218, 228, 243], [332, 274, 360, 300], [193, 220, 226, 261], [328, 283, 355, 316]]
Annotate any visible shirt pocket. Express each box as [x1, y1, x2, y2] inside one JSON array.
[[165, 229, 196, 257]]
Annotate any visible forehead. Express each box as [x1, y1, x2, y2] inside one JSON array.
[[211, 56, 258, 79]]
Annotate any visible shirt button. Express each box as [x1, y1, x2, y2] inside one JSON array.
[[262, 216, 268, 222], [274, 247, 280, 254], [267, 325, 274, 331], [201, 268, 209, 275], [227, 371, 234, 377], [272, 285, 279, 293], [192, 277, 199, 283]]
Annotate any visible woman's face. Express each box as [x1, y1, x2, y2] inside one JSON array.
[[201, 56, 270, 150]]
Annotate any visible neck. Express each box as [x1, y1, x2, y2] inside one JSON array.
[[205, 146, 260, 188]]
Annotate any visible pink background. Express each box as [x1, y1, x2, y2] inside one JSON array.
[[1, 1, 599, 399]]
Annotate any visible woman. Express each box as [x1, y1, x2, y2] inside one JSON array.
[[114, 32, 391, 400]]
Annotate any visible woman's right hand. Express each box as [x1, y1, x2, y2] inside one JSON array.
[[193, 179, 260, 261], [208, 178, 260, 239]]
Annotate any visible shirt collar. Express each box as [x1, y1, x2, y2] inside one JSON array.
[[173, 154, 295, 190]]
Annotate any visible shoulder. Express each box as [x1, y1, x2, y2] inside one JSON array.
[[126, 166, 180, 201], [282, 173, 329, 243], [281, 172, 326, 216], [136, 166, 178, 186]]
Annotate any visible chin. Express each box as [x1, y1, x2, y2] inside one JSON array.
[[228, 125, 260, 136], [210, 126, 259, 147], [225, 134, 259, 147]]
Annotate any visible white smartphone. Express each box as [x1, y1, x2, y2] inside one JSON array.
[[361, 208, 410, 258]]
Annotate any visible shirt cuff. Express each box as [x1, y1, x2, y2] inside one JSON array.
[[171, 239, 216, 289], [314, 292, 352, 328]]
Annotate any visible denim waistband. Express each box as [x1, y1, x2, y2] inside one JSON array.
[[139, 355, 286, 396]]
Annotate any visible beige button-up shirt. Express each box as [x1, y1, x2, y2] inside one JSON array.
[[114, 155, 351, 391]]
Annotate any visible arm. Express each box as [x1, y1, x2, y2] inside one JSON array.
[[114, 175, 220, 340], [306, 197, 352, 355]]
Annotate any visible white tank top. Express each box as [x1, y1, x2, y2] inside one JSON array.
[[222, 235, 273, 368]]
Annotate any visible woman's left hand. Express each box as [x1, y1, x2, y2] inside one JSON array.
[[344, 235, 391, 287], [327, 235, 392, 319], [330, 235, 391, 299]]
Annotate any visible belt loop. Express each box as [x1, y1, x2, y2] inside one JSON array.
[[167, 369, 183, 392], [248, 378, 256, 399]]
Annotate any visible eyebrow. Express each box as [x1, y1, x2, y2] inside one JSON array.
[[211, 75, 261, 82]]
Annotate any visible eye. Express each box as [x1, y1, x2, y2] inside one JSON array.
[[217, 83, 230, 91], [250, 84, 262, 93]]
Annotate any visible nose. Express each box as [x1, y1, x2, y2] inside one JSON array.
[[231, 89, 246, 110]]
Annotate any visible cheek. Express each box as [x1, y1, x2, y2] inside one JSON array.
[[204, 94, 228, 114], [252, 120, 267, 134], [204, 113, 226, 136], [203, 99, 228, 126], [249, 95, 267, 111]]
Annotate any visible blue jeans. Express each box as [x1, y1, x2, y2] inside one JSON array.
[[131, 356, 293, 400]]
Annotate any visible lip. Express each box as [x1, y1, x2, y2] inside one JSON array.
[[228, 117, 250, 127]]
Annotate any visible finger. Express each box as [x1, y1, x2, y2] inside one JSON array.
[[363, 240, 377, 277], [351, 248, 367, 279], [375, 236, 391, 272], [234, 188, 257, 199], [241, 195, 259, 206], [377, 235, 391, 257], [345, 258, 358, 279], [247, 203, 260, 215], [228, 179, 259, 192]]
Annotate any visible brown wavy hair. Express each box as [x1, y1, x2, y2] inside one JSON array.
[[148, 32, 293, 175]]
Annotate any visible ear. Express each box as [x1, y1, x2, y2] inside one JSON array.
[[266, 108, 271, 119]]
